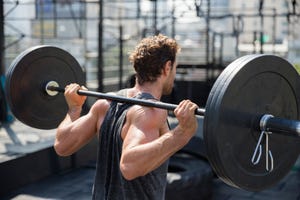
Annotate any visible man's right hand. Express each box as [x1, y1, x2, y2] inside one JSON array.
[[64, 83, 87, 110], [174, 100, 198, 139]]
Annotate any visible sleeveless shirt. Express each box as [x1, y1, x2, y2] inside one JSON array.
[[92, 91, 169, 200]]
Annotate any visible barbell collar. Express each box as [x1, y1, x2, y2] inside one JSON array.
[[260, 114, 300, 137]]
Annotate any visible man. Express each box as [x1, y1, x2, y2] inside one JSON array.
[[54, 34, 198, 199]]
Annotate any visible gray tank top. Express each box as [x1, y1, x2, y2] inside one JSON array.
[[92, 90, 169, 200]]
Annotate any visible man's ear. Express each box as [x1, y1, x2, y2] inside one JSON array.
[[162, 60, 172, 76]]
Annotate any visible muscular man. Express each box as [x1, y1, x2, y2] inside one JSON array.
[[54, 34, 198, 200]]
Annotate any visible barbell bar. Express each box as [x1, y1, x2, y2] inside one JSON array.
[[45, 81, 206, 115], [45, 81, 300, 137], [5, 45, 300, 192]]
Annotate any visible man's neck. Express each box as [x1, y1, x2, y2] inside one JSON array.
[[129, 82, 163, 100]]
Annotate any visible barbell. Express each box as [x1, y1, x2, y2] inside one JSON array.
[[4, 45, 300, 192]]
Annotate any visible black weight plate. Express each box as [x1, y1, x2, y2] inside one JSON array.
[[204, 55, 252, 187], [5, 45, 85, 129], [204, 54, 300, 191], [204, 55, 282, 190], [211, 55, 261, 187]]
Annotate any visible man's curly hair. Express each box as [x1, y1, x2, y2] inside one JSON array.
[[129, 34, 180, 85]]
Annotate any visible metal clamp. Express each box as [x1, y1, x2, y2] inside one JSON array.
[[251, 114, 274, 172]]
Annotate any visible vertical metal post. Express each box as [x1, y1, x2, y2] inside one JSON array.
[[212, 32, 216, 65], [259, 30, 264, 54], [40, 0, 44, 44], [235, 16, 240, 57], [153, 0, 158, 35], [272, 8, 276, 54], [0, 0, 7, 122], [137, 0, 140, 18], [219, 33, 224, 66], [98, 0, 104, 92], [206, 0, 210, 65], [259, 0, 264, 54], [119, 25, 123, 89], [53, 0, 57, 38], [253, 31, 257, 54], [206, 0, 210, 81], [171, 0, 175, 38], [0, 0, 4, 75]]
